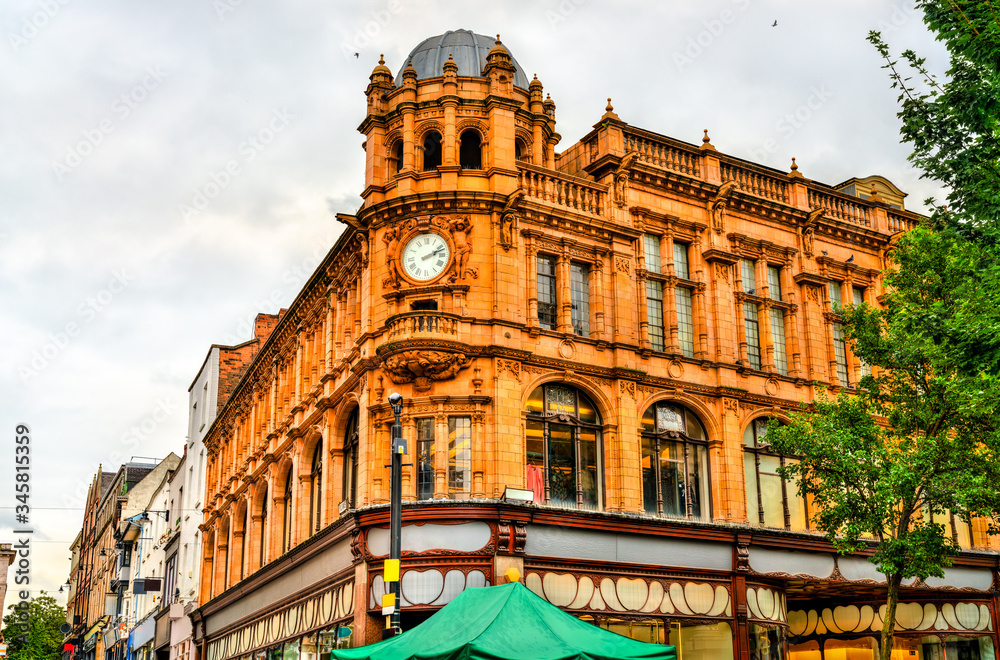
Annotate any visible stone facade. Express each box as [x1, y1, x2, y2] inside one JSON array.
[[192, 30, 999, 660]]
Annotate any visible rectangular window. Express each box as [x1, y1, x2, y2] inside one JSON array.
[[852, 287, 871, 379], [675, 287, 694, 357], [646, 280, 665, 351], [767, 266, 782, 301], [744, 302, 761, 369], [770, 308, 787, 375], [828, 281, 842, 307], [537, 255, 557, 330], [644, 234, 661, 274], [673, 242, 689, 279], [741, 259, 757, 294], [832, 323, 850, 386], [416, 418, 434, 500], [448, 417, 471, 498], [570, 263, 590, 336]]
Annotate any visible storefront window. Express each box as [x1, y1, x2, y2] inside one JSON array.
[[281, 640, 300, 660], [670, 621, 734, 660], [578, 615, 666, 644], [818, 637, 878, 660], [749, 623, 785, 660], [788, 640, 821, 660], [300, 633, 317, 660]]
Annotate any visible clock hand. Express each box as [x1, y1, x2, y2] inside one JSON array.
[[421, 246, 445, 261]]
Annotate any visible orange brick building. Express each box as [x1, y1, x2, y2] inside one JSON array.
[[192, 30, 1000, 660]]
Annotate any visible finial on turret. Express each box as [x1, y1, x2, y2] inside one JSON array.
[[703, 129, 710, 144], [788, 156, 803, 179], [699, 128, 716, 151], [606, 98, 614, 112], [790, 157, 798, 171]]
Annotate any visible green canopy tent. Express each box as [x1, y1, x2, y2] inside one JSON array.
[[330, 581, 677, 660]]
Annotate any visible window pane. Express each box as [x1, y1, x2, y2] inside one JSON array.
[[416, 418, 434, 500], [448, 417, 471, 498], [832, 322, 849, 385], [570, 263, 590, 336], [786, 459, 808, 531], [660, 441, 686, 517], [684, 410, 706, 441], [525, 420, 545, 467], [767, 266, 782, 301], [537, 256, 557, 329], [745, 453, 761, 525], [644, 234, 661, 274], [741, 259, 756, 293], [546, 385, 576, 415], [642, 437, 657, 514], [526, 386, 543, 415], [771, 308, 787, 375], [749, 624, 785, 660], [579, 429, 600, 510], [744, 302, 761, 369], [690, 443, 710, 520], [829, 281, 842, 306], [646, 280, 665, 351], [759, 455, 784, 528], [657, 404, 685, 433], [675, 287, 694, 358], [674, 242, 689, 279], [547, 424, 576, 507], [640, 405, 656, 433], [576, 392, 599, 425], [853, 286, 865, 305]]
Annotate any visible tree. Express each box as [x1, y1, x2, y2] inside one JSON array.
[[1, 593, 65, 660], [768, 5, 1000, 660]]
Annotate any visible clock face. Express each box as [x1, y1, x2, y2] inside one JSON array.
[[401, 232, 450, 281]]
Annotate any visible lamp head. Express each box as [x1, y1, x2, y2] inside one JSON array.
[[388, 392, 403, 415]]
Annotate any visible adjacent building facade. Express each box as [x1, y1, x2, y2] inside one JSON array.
[[60, 29, 997, 660]]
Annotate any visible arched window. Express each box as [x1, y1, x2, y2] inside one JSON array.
[[258, 487, 268, 568], [281, 469, 293, 554], [515, 138, 528, 163], [343, 410, 359, 508], [388, 139, 403, 176], [743, 418, 808, 530], [422, 131, 442, 171], [240, 506, 249, 580], [459, 129, 482, 169], [640, 402, 711, 520], [309, 441, 323, 534], [525, 383, 602, 510]]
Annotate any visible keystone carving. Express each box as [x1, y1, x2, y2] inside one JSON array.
[[382, 350, 473, 390]]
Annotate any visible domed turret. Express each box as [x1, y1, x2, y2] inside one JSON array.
[[395, 29, 529, 89]]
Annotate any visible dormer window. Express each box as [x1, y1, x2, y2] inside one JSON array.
[[422, 131, 442, 171], [459, 129, 482, 169]]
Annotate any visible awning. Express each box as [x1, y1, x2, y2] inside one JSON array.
[[330, 581, 676, 660]]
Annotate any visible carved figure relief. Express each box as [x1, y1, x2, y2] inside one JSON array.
[[613, 151, 637, 209], [712, 199, 728, 234], [382, 350, 472, 390], [447, 216, 478, 282], [499, 190, 524, 252], [355, 232, 369, 268], [382, 225, 401, 289], [802, 226, 815, 258]]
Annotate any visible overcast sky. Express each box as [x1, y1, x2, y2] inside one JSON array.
[[0, 0, 947, 602]]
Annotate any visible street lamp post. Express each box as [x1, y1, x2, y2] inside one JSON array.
[[388, 392, 405, 635]]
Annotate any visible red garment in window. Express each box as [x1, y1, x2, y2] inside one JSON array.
[[525, 464, 544, 503]]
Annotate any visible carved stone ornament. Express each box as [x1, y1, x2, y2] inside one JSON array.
[[613, 151, 637, 209], [802, 209, 823, 258], [710, 181, 737, 234], [499, 190, 524, 252], [722, 398, 739, 417], [619, 380, 636, 398], [382, 225, 401, 289], [806, 286, 820, 304], [447, 215, 479, 282], [382, 350, 473, 390], [355, 231, 369, 268], [496, 358, 521, 382], [615, 256, 631, 274]]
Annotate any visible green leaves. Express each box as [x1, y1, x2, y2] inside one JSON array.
[[1, 594, 66, 660]]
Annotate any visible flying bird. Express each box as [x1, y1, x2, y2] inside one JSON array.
[[772, 20, 778, 27], [354, 53, 359, 59]]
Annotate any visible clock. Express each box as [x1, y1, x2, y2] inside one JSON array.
[[401, 232, 450, 281]]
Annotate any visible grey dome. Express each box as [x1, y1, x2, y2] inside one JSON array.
[[396, 30, 530, 89]]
